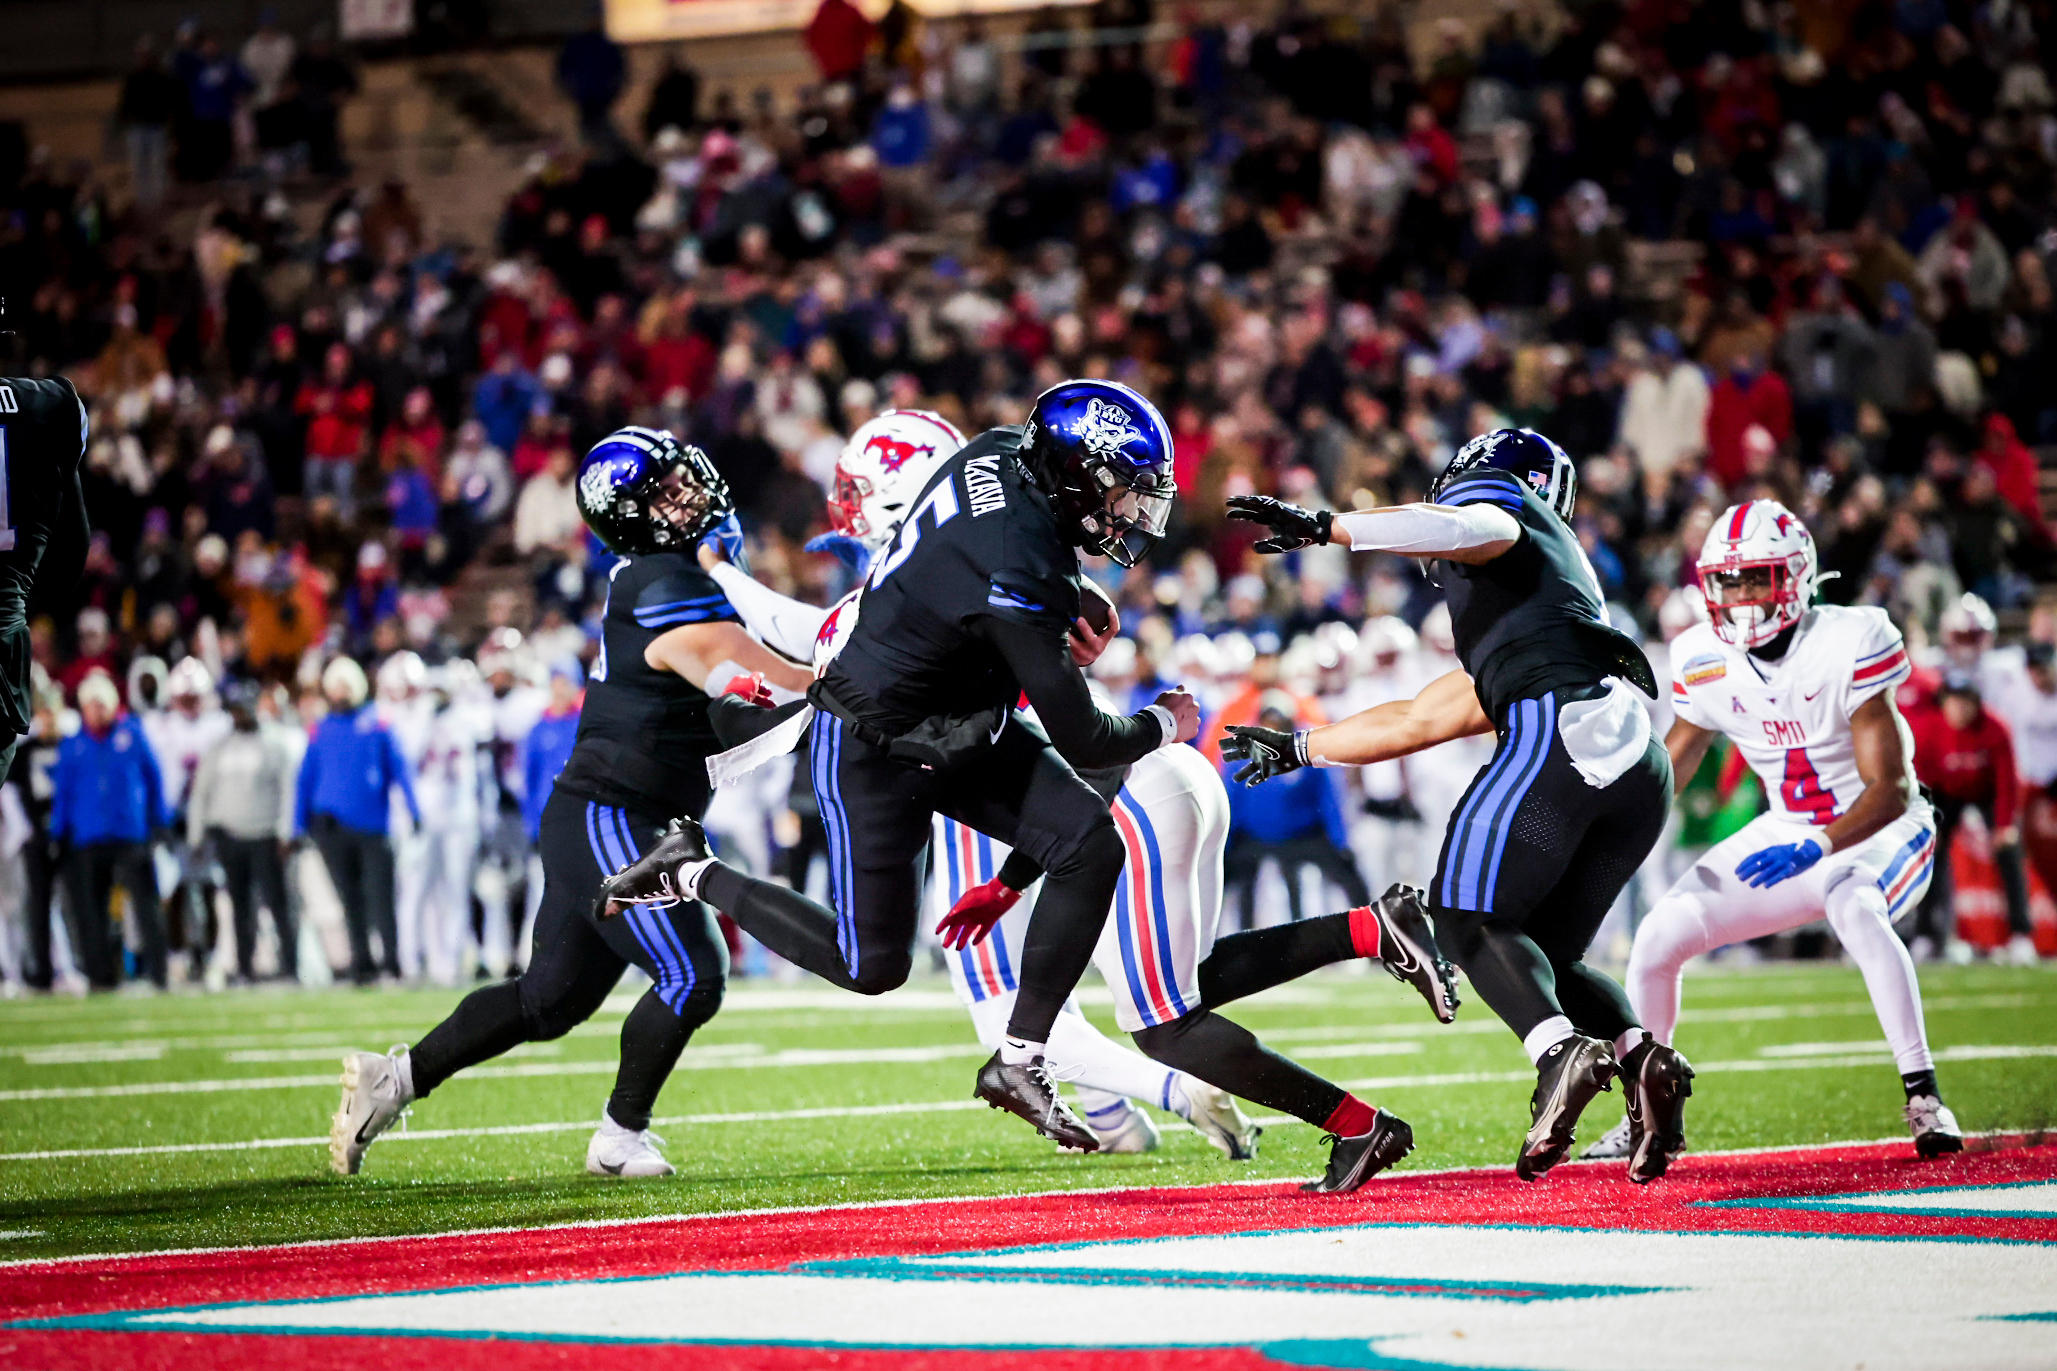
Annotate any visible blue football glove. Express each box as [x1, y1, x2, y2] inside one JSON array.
[[1735, 839, 1824, 888], [700, 513, 748, 571], [804, 531, 873, 579]]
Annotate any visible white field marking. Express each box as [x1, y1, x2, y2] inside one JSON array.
[[222, 1042, 570, 1064], [0, 1131, 1982, 1270], [0, 1230, 46, 1239], [0, 991, 2035, 1063], [7, 1046, 2052, 1164], [1756, 1040, 1892, 1058], [18, 1044, 168, 1065]]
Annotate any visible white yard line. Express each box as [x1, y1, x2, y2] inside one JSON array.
[[5, 1044, 2050, 1164]]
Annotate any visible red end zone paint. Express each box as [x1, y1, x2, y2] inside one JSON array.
[[3, 1139, 2052, 1369]]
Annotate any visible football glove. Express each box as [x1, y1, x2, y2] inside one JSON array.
[[935, 876, 1022, 950], [1225, 495, 1333, 553], [1221, 724, 1307, 785], [715, 670, 775, 709], [1735, 839, 1823, 889], [803, 531, 873, 578], [700, 512, 747, 567]]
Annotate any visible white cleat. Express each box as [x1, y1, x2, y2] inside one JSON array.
[[1580, 1115, 1634, 1160], [330, 1047, 413, 1176], [1906, 1094, 1965, 1158], [2005, 933, 2041, 966], [586, 1114, 677, 1177], [1092, 1105, 1163, 1154], [1182, 1078, 1262, 1160]]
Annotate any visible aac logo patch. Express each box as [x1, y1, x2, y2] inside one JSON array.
[[1683, 653, 1728, 687]]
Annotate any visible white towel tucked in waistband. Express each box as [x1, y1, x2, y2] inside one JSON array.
[[1556, 677, 1650, 789], [706, 703, 816, 789]]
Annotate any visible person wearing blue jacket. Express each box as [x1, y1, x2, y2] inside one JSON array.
[[51, 671, 170, 988], [1222, 692, 1373, 928], [298, 656, 420, 984], [521, 659, 584, 843]]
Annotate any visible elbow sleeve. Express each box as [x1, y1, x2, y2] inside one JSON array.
[[1332, 503, 1521, 555]]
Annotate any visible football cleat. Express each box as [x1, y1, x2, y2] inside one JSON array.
[[1366, 885, 1461, 1024], [586, 1116, 677, 1177], [1182, 1078, 1262, 1160], [330, 1047, 413, 1176], [1070, 1102, 1160, 1155], [1906, 1094, 1965, 1158], [594, 816, 708, 919], [1302, 1110, 1415, 1194], [1580, 1115, 1635, 1160], [1516, 1035, 1618, 1182], [975, 1052, 1100, 1152], [1621, 1041, 1693, 1184], [2004, 933, 2041, 966]]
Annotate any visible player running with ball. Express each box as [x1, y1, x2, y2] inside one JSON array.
[[1583, 499, 1961, 1162], [1224, 428, 1690, 1183]]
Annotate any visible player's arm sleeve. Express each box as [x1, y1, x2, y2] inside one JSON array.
[[980, 615, 1161, 770], [1846, 613, 1912, 712], [707, 561, 831, 663], [632, 566, 743, 632], [1327, 500, 1521, 557]]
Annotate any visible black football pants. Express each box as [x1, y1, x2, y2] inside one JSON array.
[[213, 833, 295, 980], [1428, 693, 1672, 1047], [700, 714, 1121, 1045], [409, 788, 726, 1131]]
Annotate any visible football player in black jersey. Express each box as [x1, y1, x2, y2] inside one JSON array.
[[597, 381, 1198, 1151], [0, 324, 92, 779], [330, 429, 814, 1177], [1223, 429, 1692, 1183]]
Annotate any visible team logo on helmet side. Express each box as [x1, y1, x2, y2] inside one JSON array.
[[1073, 398, 1143, 458], [580, 459, 625, 511], [864, 433, 934, 473]]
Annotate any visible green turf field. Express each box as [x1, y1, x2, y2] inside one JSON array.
[[2, 961, 2053, 1263]]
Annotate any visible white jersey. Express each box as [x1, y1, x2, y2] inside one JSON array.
[[485, 685, 547, 805], [1988, 673, 2057, 788], [415, 703, 485, 827], [379, 695, 436, 831], [1669, 605, 1911, 827], [142, 707, 233, 816]]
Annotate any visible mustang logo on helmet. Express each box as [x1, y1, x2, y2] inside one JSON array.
[[864, 433, 934, 473]]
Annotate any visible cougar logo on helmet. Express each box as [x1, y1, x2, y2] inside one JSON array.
[[1074, 398, 1143, 457]]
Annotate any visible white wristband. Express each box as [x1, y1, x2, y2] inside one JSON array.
[[1814, 831, 1836, 856], [1294, 729, 1341, 767], [703, 660, 751, 697], [1144, 704, 1178, 747]]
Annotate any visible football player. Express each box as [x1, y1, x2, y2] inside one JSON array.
[[1584, 500, 1960, 1161], [597, 381, 1199, 1151], [330, 429, 813, 1178], [1223, 428, 1687, 1183], [0, 354, 90, 779]]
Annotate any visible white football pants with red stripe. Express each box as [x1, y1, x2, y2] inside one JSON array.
[[933, 745, 1232, 1111], [1627, 801, 1939, 1074]]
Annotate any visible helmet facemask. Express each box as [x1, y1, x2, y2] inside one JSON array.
[[642, 453, 729, 549], [1701, 559, 1805, 648], [1065, 457, 1174, 568], [828, 468, 875, 542]]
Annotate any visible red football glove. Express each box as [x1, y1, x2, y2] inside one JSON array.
[[716, 670, 774, 708], [935, 876, 1022, 950]]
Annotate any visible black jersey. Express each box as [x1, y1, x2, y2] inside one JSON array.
[[0, 377, 89, 735], [1432, 466, 1654, 720], [819, 426, 1083, 731], [554, 551, 741, 815]]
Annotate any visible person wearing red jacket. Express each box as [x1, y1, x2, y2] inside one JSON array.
[[1909, 673, 2033, 957]]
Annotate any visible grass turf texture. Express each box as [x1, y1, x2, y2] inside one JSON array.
[[1, 961, 2052, 1262]]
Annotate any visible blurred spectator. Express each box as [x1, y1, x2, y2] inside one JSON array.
[[287, 27, 358, 177], [1910, 675, 2034, 961], [173, 32, 249, 183], [514, 447, 583, 555], [117, 37, 181, 209], [557, 10, 627, 154], [50, 671, 169, 989], [188, 682, 299, 982], [296, 657, 418, 985]]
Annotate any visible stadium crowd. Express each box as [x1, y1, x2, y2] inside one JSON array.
[[2, 0, 2055, 992]]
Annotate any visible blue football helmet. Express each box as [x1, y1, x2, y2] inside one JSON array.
[[1431, 427, 1578, 522], [1022, 380, 1177, 567], [577, 426, 733, 556]]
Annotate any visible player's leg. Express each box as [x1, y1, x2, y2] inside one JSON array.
[[252, 838, 295, 980], [115, 842, 169, 988], [217, 836, 259, 980], [1908, 799, 1965, 957]]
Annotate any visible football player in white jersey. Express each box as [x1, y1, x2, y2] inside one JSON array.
[[1590, 500, 1963, 1162], [408, 663, 488, 985], [476, 632, 547, 977], [145, 658, 232, 979], [701, 409, 1458, 1189], [377, 652, 435, 980]]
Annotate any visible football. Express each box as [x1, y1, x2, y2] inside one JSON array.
[[1079, 580, 1116, 635]]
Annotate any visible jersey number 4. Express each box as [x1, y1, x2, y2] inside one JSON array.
[[866, 479, 960, 588], [1781, 747, 1838, 824]]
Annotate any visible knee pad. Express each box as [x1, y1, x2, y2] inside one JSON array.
[[1626, 894, 1713, 981], [675, 975, 726, 1028], [513, 980, 584, 1042], [1047, 821, 1125, 884], [1824, 880, 1891, 940], [1130, 1010, 1203, 1067], [848, 951, 912, 996]]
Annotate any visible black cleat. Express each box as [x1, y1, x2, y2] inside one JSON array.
[[1906, 1094, 1965, 1158], [593, 816, 708, 920], [975, 1052, 1100, 1152], [1516, 1035, 1618, 1182], [1302, 1110, 1415, 1194], [1621, 1041, 1694, 1184], [1366, 885, 1461, 1024]]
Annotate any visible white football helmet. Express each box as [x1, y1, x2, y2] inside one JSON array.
[[1938, 592, 1997, 667], [829, 409, 967, 548], [1355, 615, 1419, 674], [1699, 500, 1818, 649], [377, 651, 427, 701], [166, 656, 214, 702]]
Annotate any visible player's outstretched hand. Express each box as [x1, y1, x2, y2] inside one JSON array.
[[1735, 839, 1823, 888], [1154, 688, 1200, 743], [715, 670, 775, 709], [697, 512, 746, 569], [937, 876, 1022, 950], [802, 531, 873, 577], [1225, 495, 1332, 553], [1222, 723, 1303, 785]]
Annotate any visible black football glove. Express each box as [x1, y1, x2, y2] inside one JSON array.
[[1221, 724, 1306, 785], [1225, 495, 1333, 553]]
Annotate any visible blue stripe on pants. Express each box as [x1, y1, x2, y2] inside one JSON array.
[[1440, 704, 1533, 908], [811, 716, 859, 976], [611, 809, 695, 1010], [1479, 692, 1556, 911], [586, 802, 685, 1012], [1124, 793, 1187, 1019]]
